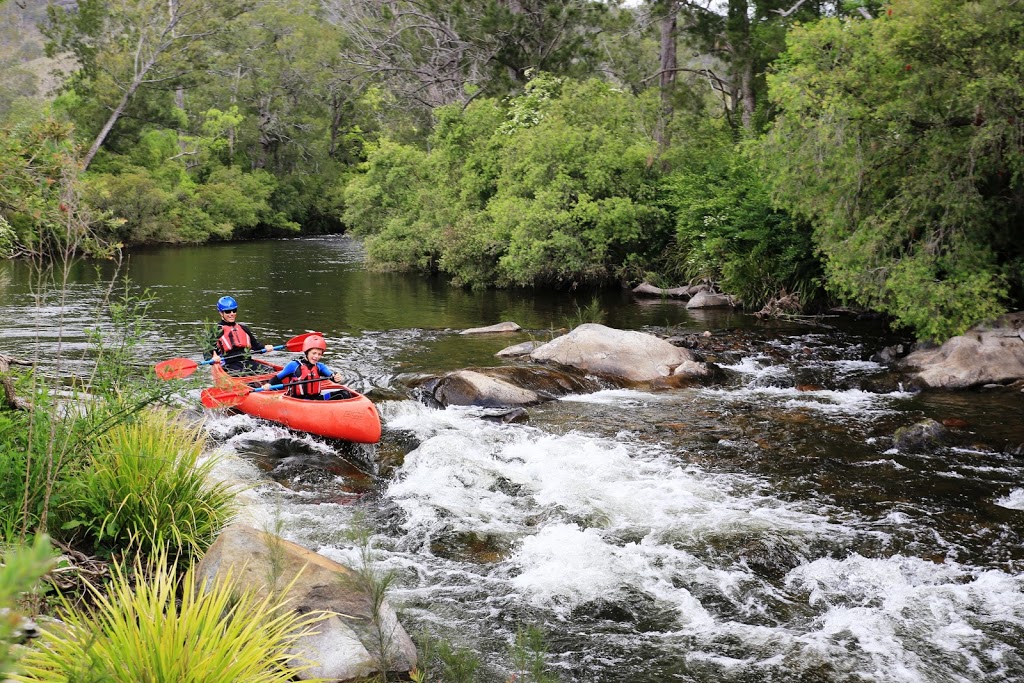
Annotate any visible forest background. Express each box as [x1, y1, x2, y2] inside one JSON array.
[[0, 0, 1021, 342]]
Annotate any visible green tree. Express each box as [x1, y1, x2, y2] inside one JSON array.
[[44, 0, 255, 170], [345, 74, 671, 288], [758, 0, 1024, 340], [662, 128, 819, 309]]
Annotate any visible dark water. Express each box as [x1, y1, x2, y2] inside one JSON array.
[[3, 236, 1024, 683]]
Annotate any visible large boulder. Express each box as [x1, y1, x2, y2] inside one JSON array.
[[434, 370, 542, 407], [898, 312, 1024, 389], [418, 366, 599, 408], [529, 323, 697, 382], [195, 525, 417, 682]]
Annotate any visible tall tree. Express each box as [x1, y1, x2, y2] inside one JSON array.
[[44, 0, 254, 170], [321, 0, 609, 116], [758, 0, 1024, 340]]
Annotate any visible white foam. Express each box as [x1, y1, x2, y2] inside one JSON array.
[[703, 384, 913, 418], [784, 555, 1024, 682], [995, 488, 1024, 510]]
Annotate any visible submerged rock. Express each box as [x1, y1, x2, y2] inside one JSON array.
[[894, 418, 948, 451], [434, 370, 542, 407], [419, 366, 598, 408], [460, 321, 522, 334]]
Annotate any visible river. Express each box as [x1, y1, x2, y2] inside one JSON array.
[[2, 236, 1024, 683]]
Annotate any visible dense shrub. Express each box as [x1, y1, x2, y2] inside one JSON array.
[[345, 74, 671, 288], [11, 551, 325, 683], [61, 409, 235, 559]]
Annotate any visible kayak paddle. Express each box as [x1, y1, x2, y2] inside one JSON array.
[[154, 331, 324, 380], [200, 376, 339, 409]]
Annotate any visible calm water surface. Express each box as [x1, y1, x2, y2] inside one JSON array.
[[2, 236, 1023, 683]]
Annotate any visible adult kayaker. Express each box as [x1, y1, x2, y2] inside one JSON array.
[[206, 295, 274, 373], [261, 334, 345, 399]]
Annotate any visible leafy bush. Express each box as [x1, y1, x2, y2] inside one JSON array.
[[11, 550, 327, 683], [758, 0, 1024, 339], [0, 536, 54, 679], [61, 409, 235, 559], [344, 75, 671, 289], [663, 146, 820, 309]]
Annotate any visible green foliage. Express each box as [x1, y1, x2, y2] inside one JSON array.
[[411, 629, 482, 683], [197, 166, 300, 237], [0, 402, 65, 543], [0, 535, 55, 678], [343, 139, 445, 271], [340, 512, 400, 680], [61, 409, 235, 560], [566, 296, 606, 329], [758, 0, 1024, 339], [434, 638, 481, 683], [345, 75, 671, 289], [662, 137, 820, 309], [509, 625, 558, 683], [0, 116, 113, 258], [83, 163, 300, 244], [0, 215, 14, 258], [11, 550, 327, 683]]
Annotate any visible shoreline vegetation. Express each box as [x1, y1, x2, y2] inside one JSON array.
[[1, 0, 1020, 343]]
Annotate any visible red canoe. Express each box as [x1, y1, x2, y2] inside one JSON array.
[[209, 360, 381, 443]]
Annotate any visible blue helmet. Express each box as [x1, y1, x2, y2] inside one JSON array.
[[217, 295, 238, 312]]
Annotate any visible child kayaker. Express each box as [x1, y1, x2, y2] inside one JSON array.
[[261, 334, 344, 399], [207, 295, 275, 373]]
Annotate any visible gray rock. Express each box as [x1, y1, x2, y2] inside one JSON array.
[[195, 525, 417, 681], [899, 312, 1024, 389], [434, 370, 541, 407], [686, 291, 734, 309], [530, 323, 696, 382], [495, 340, 543, 357], [632, 282, 690, 298]]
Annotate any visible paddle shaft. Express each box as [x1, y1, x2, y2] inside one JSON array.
[[155, 331, 323, 380], [201, 375, 346, 409]]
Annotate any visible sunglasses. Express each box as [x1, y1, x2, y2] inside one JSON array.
[[222, 309, 238, 314]]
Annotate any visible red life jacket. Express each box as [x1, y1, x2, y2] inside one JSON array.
[[286, 358, 321, 397], [217, 322, 253, 355]]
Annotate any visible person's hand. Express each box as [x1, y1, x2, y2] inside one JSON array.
[[264, 344, 275, 353], [332, 373, 343, 384], [211, 352, 221, 363], [261, 383, 271, 390]]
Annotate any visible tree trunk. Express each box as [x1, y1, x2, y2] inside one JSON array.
[[740, 58, 755, 130], [654, 2, 678, 155], [81, 72, 147, 171], [727, 0, 755, 131]]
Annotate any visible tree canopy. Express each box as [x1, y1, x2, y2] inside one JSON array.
[[0, 0, 1021, 340]]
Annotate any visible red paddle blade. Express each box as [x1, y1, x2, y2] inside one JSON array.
[[155, 358, 199, 380], [200, 387, 248, 409], [282, 331, 324, 353]]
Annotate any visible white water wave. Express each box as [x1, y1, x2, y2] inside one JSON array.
[[703, 384, 913, 418], [995, 488, 1024, 510]]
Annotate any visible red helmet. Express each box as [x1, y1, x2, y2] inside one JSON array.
[[302, 334, 327, 353]]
